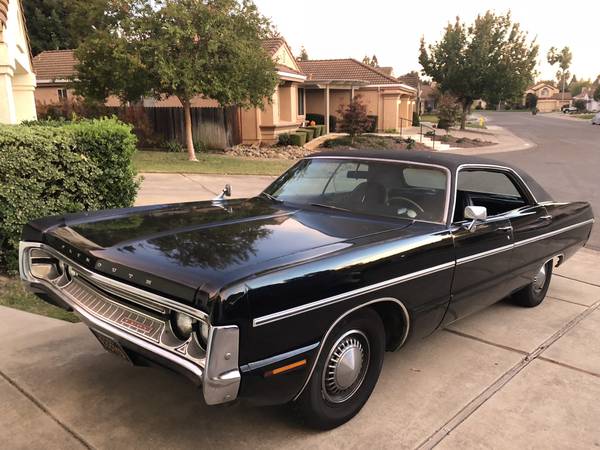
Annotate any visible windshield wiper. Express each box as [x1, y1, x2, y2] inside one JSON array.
[[259, 192, 282, 203], [309, 203, 351, 212]]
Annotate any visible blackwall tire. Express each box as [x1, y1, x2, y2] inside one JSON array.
[[512, 260, 553, 308], [297, 308, 385, 430]]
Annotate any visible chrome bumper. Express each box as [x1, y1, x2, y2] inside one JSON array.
[[19, 241, 241, 405]]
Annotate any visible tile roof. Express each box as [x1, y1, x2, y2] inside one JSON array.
[[32, 49, 77, 80], [261, 38, 286, 56], [551, 92, 572, 100], [275, 64, 304, 76], [297, 58, 406, 86], [397, 74, 419, 89], [1, 0, 9, 28]]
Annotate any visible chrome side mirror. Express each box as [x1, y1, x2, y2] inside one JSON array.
[[464, 206, 487, 232], [214, 184, 231, 201]]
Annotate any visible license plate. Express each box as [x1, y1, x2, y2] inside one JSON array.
[[92, 330, 132, 364]]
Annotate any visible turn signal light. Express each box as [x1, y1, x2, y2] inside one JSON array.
[[264, 359, 307, 377]]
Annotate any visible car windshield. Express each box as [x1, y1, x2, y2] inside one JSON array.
[[263, 158, 448, 223]]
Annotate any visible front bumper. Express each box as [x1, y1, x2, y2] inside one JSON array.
[[19, 241, 241, 405]]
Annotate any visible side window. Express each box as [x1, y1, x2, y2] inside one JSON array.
[[455, 169, 528, 220]]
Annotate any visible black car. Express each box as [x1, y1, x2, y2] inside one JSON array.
[[19, 150, 594, 429]]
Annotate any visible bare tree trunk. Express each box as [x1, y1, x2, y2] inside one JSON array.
[[460, 100, 471, 131], [182, 98, 197, 161]]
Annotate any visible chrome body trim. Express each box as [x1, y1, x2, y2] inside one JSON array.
[[293, 297, 409, 401], [18, 241, 240, 405], [456, 244, 513, 265], [252, 261, 454, 327], [513, 219, 595, 248], [306, 156, 452, 225], [240, 342, 320, 373]]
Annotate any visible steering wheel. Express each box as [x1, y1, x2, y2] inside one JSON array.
[[387, 196, 425, 213]]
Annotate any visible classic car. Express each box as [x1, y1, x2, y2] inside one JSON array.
[[19, 150, 594, 429]]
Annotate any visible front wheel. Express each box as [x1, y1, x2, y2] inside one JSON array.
[[512, 260, 553, 307], [297, 308, 385, 429]]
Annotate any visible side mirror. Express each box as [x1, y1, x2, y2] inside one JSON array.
[[213, 184, 232, 202], [464, 205, 487, 232]]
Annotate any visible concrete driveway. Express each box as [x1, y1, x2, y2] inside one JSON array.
[[1, 248, 599, 449]]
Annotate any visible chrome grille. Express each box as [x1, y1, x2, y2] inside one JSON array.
[[62, 279, 165, 343]]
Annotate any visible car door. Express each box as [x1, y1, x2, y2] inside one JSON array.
[[444, 168, 524, 324]]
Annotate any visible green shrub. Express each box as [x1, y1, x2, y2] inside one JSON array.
[[316, 124, 326, 136], [193, 139, 207, 153], [306, 126, 320, 137], [0, 118, 139, 271], [278, 133, 292, 146], [298, 128, 314, 141], [440, 134, 451, 143], [289, 132, 307, 147]]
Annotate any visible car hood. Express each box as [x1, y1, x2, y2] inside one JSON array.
[[42, 199, 413, 301]]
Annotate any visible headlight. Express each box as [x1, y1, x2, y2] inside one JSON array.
[[171, 312, 195, 341], [28, 248, 64, 282]]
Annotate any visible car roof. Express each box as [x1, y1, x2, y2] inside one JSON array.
[[308, 149, 553, 202]]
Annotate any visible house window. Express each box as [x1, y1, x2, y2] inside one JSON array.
[[58, 88, 68, 101], [297, 88, 305, 116], [541, 88, 549, 98]]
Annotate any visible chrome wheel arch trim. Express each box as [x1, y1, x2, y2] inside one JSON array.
[[292, 297, 409, 402]]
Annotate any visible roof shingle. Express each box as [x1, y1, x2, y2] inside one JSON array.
[[32, 49, 77, 81], [261, 38, 286, 57], [297, 59, 408, 86]]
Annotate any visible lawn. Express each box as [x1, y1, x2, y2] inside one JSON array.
[[134, 150, 293, 175], [420, 114, 439, 123], [0, 276, 79, 322]]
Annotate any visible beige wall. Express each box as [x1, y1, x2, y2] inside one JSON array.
[[0, 0, 37, 123]]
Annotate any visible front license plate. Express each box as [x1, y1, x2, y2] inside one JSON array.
[[92, 330, 132, 364]]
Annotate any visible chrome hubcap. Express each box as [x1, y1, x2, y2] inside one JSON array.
[[322, 330, 370, 403], [533, 264, 547, 293]]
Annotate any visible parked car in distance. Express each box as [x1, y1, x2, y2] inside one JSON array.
[[19, 150, 594, 429], [562, 105, 578, 114], [592, 112, 600, 125]]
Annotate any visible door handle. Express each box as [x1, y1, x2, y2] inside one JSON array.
[[539, 215, 552, 221], [497, 226, 512, 232]]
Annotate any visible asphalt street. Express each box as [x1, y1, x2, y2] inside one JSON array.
[[482, 112, 600, 249]]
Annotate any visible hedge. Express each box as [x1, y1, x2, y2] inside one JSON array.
[[0, 118, 140, 271], [305, 114, 337, 132], [289, 132, 307, 147], [298, 128, 314, 141], [306, 125, 320, 137]]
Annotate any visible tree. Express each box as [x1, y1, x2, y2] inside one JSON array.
[[337, 95, 370, 142], [23, 0, 112, 55], [436, 94, 460, 131], [547, 46, 572, 99], [75, 0, 279, 161], [594, 85, 600, 102], [419, 11, 538, 129], [298, 46, 309, 61]]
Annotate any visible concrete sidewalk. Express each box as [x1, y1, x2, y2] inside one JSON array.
[[135, 173, 276, 206], [1, 248, 599, 449]]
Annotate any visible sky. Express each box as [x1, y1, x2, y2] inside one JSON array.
[[253, 0, 599, 83]]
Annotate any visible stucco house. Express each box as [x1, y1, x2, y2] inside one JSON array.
[[572, 86, 600, 112], [523, 82, 572, 113], [31, 37, 416, 144], [0, 0, 36, 124], [298, 59, 416, 136]]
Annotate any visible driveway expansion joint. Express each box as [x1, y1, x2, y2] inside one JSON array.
[[418, 298, 600, 450], [0, 369, 95, 450]]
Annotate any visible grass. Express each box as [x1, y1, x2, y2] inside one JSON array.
[[134, 150, 293, 175], [0, 276, 79, 322], [420, 114, 439, 123]]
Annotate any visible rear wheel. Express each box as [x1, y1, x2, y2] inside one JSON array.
[[512, 260, 553, 307], [297, 308, 385, 429]]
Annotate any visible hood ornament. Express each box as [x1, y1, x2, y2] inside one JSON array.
[[212, 184, 232, 209]]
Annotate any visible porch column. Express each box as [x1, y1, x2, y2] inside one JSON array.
[[351, 85, 355, 100], [325, 85, 330, 134]]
